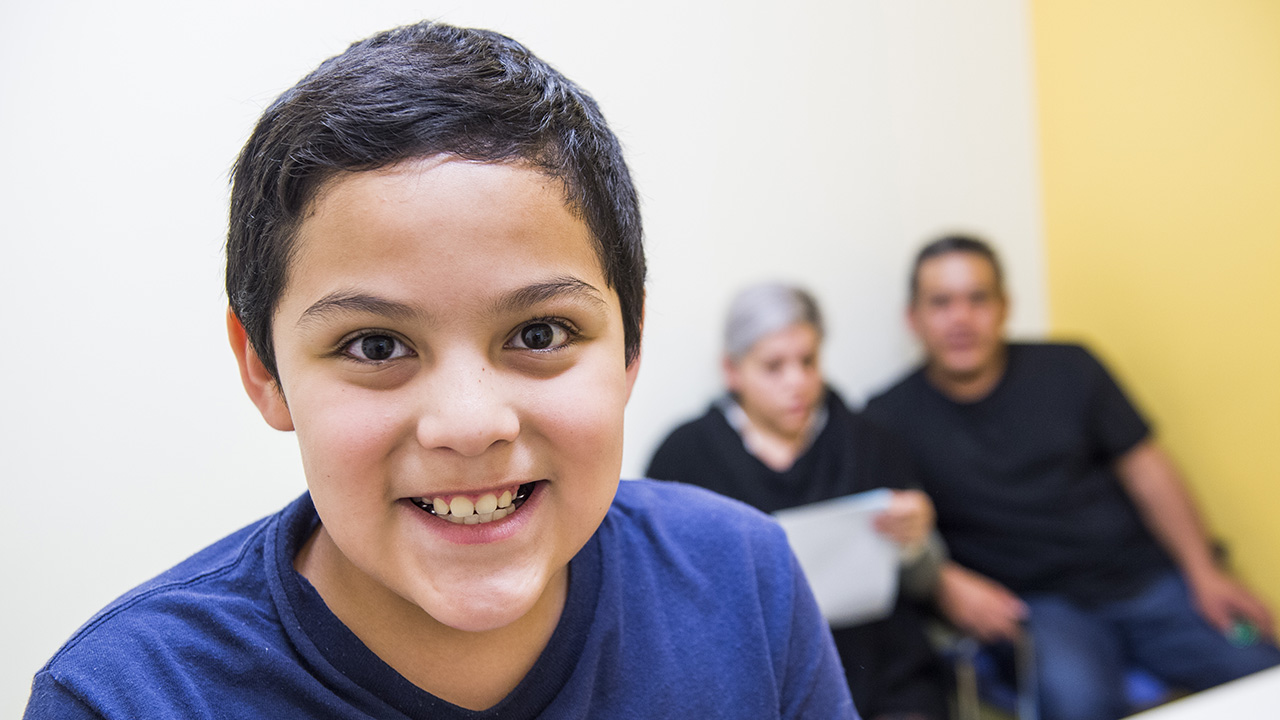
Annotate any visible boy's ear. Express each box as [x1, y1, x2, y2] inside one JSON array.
[[624, 347, 642, 402], [622, 297, 644, 401], [226, 308, 294, 431]]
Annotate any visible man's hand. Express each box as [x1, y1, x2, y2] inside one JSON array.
[[873, 489, 935, 554], [937, 562, 1028, 643], [1187, 565, 1276, 640], [1114, 441, 1278, 641]]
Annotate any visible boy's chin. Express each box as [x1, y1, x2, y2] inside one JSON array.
[[414, 563, 563, 634]]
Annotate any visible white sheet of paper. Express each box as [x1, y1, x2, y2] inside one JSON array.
[[773, 488, 898, 628]]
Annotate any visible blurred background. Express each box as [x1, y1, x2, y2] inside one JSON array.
[[1, 1, 1275, 714]]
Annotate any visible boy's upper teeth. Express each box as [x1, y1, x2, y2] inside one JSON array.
[[450, 496, 474, 517], [417, 488, 518, 525]]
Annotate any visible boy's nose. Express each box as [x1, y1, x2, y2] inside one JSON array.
[[416, 361, 520, 457]]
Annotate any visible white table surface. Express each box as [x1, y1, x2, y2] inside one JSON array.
[[1126, 665, 1280, 718]]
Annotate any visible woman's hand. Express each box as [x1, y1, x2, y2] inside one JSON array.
[[873, 489, 935, 553]]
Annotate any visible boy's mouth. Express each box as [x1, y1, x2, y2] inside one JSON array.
[[411, 482, 536, 525]]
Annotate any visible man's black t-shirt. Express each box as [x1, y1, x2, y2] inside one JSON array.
[[864, 342, 1173, 605]]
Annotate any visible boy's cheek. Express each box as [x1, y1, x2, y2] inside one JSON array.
[[289, 386, 405, 458], [282, 354, 630, 452], [542, 364, 631, 430]]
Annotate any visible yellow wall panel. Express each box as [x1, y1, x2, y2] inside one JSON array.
[[1032, 0, 1280, 608]]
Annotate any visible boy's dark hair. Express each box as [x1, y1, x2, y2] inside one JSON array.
[[226, 21, 645, 381], [909, 234, 1004, 302]]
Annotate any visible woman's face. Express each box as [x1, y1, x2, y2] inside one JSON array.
[[724, 322, 824, 441]]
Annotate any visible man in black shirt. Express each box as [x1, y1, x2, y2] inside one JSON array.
[[864, 236, 1280, 720]]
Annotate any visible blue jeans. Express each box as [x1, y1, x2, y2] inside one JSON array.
[[1016, 571, 1280, 720]]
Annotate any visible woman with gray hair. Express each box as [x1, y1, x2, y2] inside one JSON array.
[[648, 282, 947, 720]]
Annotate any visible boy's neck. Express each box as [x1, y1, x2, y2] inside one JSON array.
[[294, 524, 568, 710]]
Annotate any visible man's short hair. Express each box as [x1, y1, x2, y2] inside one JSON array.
[[909, 234, 1004, 302], [226, 21, 645, 381]]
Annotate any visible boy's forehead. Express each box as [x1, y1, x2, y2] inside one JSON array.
[[296, 158, 584, 253], [308, 156, 572, 215], [279, 156, 611, 311]]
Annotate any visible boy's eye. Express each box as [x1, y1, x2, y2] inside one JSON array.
[[509, 321, 573, 351], [344, 334, 412, 362]]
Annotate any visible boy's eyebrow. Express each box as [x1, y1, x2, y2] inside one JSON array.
[[296, 277, 605, 328], [493, 277, 608, 314], [297, 291, 419, 327]]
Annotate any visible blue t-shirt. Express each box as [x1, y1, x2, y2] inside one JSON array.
[[25, 480, 856, 719]]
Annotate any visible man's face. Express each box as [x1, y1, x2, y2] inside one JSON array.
[[725, 323, 824, 441], [908, 251, 1008, 384], [245, 156, 637, 634]]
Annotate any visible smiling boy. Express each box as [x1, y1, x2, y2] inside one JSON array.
[[24, 21, 854, 719], [251, 157, 635, 703]]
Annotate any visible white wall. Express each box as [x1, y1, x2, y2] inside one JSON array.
[[0, 0, 1044, 714]]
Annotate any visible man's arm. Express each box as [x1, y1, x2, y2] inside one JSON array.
[[935, 561, 1028, 644], [1114, 439, 1274, 636]]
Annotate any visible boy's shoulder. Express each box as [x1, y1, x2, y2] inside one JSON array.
[[29, 497, 311, 719], [604, 479, 793, 573], [611, 478, 781, 535], [50, 510, 278, 652], [570, 480, 855, 718]]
